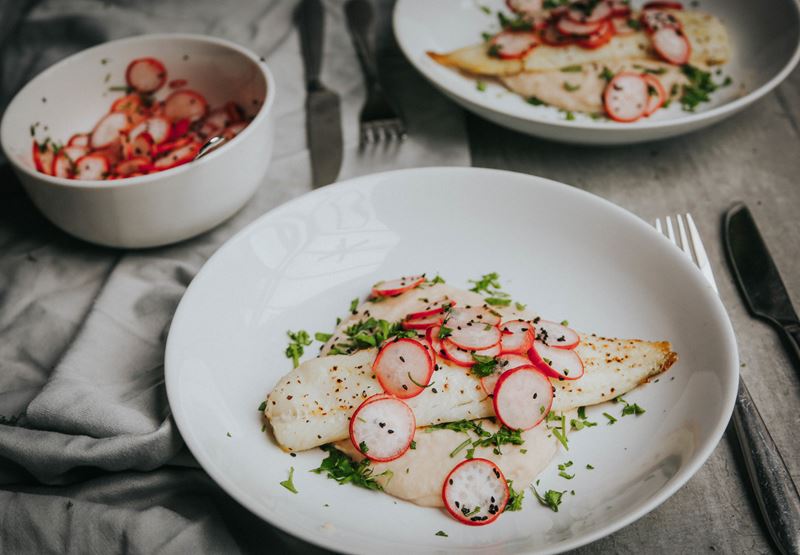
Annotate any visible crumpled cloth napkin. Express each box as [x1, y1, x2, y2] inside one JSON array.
[[0, 0, 469, 552]]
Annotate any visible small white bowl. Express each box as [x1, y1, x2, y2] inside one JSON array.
[[0, 33, 275, 248]]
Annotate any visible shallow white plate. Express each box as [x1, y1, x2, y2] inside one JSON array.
[[165, 167, 738, 554], [393, 0, 800, 144]]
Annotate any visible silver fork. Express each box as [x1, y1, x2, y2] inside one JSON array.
[[344, 0, 407, 147], [655, 213, 800, 555]]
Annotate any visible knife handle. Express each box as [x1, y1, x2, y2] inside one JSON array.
[[778, 322, 800, 373], [345, 0, 380, 89], [732, 378, 800, 555], [298, 0, 324, 87]]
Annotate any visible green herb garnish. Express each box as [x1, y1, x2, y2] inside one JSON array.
[[349, 297, 360, 314], [311, 445, 388, 490], [563, 82, 580, 92], [560, 65, 583, 72], [505, 480, 525, 511], [258, 401, 267, 412], [315, 332, 333, 342], [527, 96, 547, 106], [436, 530, 448, 537], [532, 486, 565, 512], [470, 353, 498, 378], [359, 441, 369, 454], [285, 330, 312, 368], [476, 80, 487, 92], [280, 467, 298, 493], [603, 412, 617, 424], [600, 66, 615, 81]]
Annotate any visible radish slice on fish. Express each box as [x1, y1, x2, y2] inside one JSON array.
[[91, 111, 129, 149], [406, 299, 455, 320], [447, 324, 501, 351], [540, 24, 576, 46], [402, 313, 443, 330], [52, 146, 87, 178], [74, 154, 110, 180], [640, 9, 682, 33], [506, 0, 543, 16], [164, 90, 208, 122], [566, 1, 612, 23], [126, 57, 167, 93], [603, 72, 648, 122], [493, 366, 553, 429], [556, 16, 602, 36], [67, 133, 90, 148], [651, 27, 691, 65], [373, 337, 434, 398], [609, 0, 632, 16], [444, 306, 501, 328], [371, 275, 425, 297], [643, 74, 667, 115], [349, 394, 415, 462], [529, 340, 584, 380], [489, 30, 539, 60], [442, 458, 509, 525], [577, 20, 614, 49], [499, 319, 535, 354], [426, 325, 449, 361], [480, 353, 531, 395], [534, 320, 580, 349], [442, 339, 501, 367]]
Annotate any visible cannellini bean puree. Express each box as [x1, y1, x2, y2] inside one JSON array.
[[335, 418, 558, 507]]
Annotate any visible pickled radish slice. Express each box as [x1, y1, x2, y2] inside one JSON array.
[[349, 394, 415, 462], [529, 340, 584, 380], [152, 141, 202, 170], [126, 57, 167, 93], [493, 366, 553, 429], [534, 320, 580, 349], [406, 299, 455, 320], [90, 112, 129, 148], [163, 90, 208, 122], [129, 116, 171, 144], [52, 146, 87, 178], [373, 337, 434, 398], [442, 459, 509, 525], [371, 275, 425, 297], [480, 353, 531, 395], [74, 154, 110, 180]]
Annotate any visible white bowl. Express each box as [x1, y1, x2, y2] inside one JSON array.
[[394, 0, 800, 145], [0, 33, 275, 248]]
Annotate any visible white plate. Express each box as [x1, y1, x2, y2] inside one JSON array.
[[165, 167, 738, 554], [393, 0, 800, 144]]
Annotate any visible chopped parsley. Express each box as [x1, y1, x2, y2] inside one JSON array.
[[603, 412, 618, 424], [481, 31, 493, 41], [586, 464, 595, 470], [410, 440, 416, 450], [557, 461, 574, 480], [438, 325, 453, 339], [479, 4, 491, 14], [311, 445, 389, 490], [560, 65, 583, 72], [485, 297, 512, 306], [285, 330, 312, 367], [315, 331, 333, 342], [515, 302, 527, 311], [436, 530, 448, 537], [563, 82, 580, 92], [621, 401, 646, 416], [497, 12, 533, 31], [349, 297, 360, 314], [430, 275, 446, 284], [429, 419, 524, 457], [470, 353, 498, 378], [600, 66, 615, 81], [505, 480, 525, 511], [328, 318, 416, 355], [563, 110, 575, 121], [408, 371, 434, 389], [680, 64, 727, 112], [280, 467, 298, 493], [476, 80, 487, 92], [560, 320, 569, 326], [359, 441, 369, 454], [527, 96, 547, 106], [532, 486, 565, 512], [627, 17, 641, 30], [258, 401, 267, 412], [570, 418, 597, 431]]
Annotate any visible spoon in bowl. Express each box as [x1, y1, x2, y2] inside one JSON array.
[[194, 135, 229, 160]]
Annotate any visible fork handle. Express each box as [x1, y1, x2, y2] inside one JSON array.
[[777, 322, 800, 374], [345, 0, 380, 89], [298, 0, 324, 88], [733, 378, 800, 555]]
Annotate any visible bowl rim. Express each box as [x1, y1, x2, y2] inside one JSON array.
[[0, 32, 275, 190], [392, 0, 800, 132]]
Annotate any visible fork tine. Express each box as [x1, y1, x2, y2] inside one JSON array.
[[686, 213, 718, 293], [676, 214, 693, 260], [665, 216, 677, 245], [655, 218, 663, 234]]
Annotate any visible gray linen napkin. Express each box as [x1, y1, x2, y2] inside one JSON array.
[[0, 0, 469, 552]]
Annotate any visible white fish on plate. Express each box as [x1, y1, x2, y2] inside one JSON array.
[[265, 283, 677, 452]]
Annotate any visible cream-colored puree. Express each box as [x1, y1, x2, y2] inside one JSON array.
[[335, 419, 558, 507]]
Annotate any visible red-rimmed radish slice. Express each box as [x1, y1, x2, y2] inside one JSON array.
[[402, 313, 443, 330], [371, 275, 425, 297], [168, 118, 191, 141], [603, 72, 648, 122], [577, 20, 613, 48], [125, 57, 167, 93], [444, 306, 501, 327], [640, 9, 682, 33], [199, 108, 232, 136], [169, 78, 187, 89], [609, 0, 631, 16], [349, 394, 415, 462], [225, 101, 246, 122], [566, 0, 612, 23], [480, 353, 531, 395], [125, 131, 155, 159], [529, 340, 584, 380], [373, 337, 434, 398], [52, 146, 87, 178], [155, 136, 192, 155], [448, 324, 501, 351], [114, 156, 152, 176], [31, 141, 56, 175], [426, 325, 448, 360], [91, 111, 129, 149], [489, 30, 539, 59], [407, 299, 455, 320], [442, 458, 509, 526], [499, 320, 535, 355], [67, 133, 90, 148], [534, 320, 580, 349], [611, 16, 635, 35], [651, 26, 691, 65], [442, 339, 501, 367], [556, 16, 602, 36], [540, 24, 575, 46], [129, 116, 171, 144], [152, 141, 201, 170], [221, 122, 247, 140], [643, 1, 683, 9], [506, 0, 543, 16], [643, 74, 667, 115], [164, 90, 208, 122], [74, 154, 110, 181], [110, 93, 142, 114], [493, 366, 553, 429]]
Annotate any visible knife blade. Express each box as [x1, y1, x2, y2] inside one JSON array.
[[297, 0, 343, 188], [724, 202, 800, 371]]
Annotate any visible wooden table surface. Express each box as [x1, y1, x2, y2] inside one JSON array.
[[467, 67, 800, 554]]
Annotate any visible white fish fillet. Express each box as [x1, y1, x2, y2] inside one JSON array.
[[265, 283, 677, 452]]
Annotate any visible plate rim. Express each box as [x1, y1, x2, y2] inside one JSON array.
[[165, 166, 739, 554], [392, 0, 800, 132]]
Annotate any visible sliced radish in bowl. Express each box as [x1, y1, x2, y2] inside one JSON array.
[[90, 111, 129, 149], [349, 394, 416, 462], [371, 275, 425, 297], [652, 27, 691, 65], [74, 154, 110, 180], [373, 337, 434, 398], [125, 57, 167, 93], [493, 365, 553, 429], [480, 353, 531, 395], [164, 90, 209, 122], [603, 72, 648, 122], [442, 458, 509, 525], [534, 319, 580, 349], [529, 340, 584, 380]]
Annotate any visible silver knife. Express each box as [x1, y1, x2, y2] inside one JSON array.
[[725, 203, 800, 371], [298, 0, 343, 188]]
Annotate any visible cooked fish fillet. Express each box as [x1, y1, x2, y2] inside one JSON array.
[[427, 10, 730, 77], [265, 283, 677, 452]]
